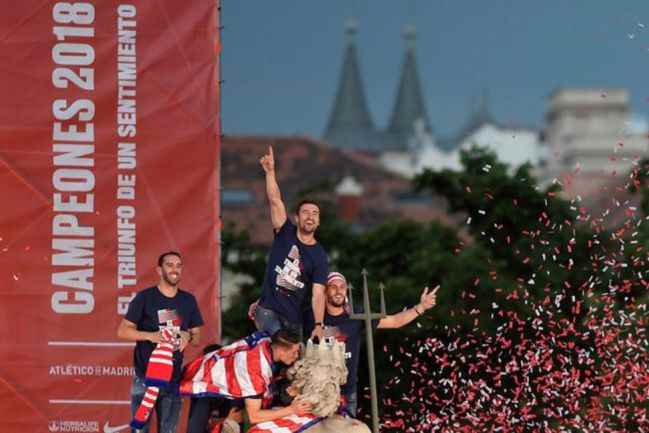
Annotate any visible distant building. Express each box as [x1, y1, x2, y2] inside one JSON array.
[[541, 88, 649, 196], [323, 20, 431, 155], [322, 19, 378, 152], [322, 21, 649, 194], [455, 94, 543, 170]]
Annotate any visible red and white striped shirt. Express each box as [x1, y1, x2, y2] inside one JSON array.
[[180, 332, 274, 399]]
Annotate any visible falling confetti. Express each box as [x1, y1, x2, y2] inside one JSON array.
[[372, 161, 649, 433]]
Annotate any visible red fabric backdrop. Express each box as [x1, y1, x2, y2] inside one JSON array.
[[0, 1, 221, 432]]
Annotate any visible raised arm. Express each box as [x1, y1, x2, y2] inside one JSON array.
[[259, 145, 287, 231], [378, 286, 439, 329]]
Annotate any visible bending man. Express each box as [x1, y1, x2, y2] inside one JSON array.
[[181, 329, 312, 433]]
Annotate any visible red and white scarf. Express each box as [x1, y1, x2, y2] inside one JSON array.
[[130, 328, 176, 429]]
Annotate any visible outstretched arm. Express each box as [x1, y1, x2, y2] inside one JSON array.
[[245, 396, 312, 424], [259, 145, 287, 231], [378, 286, 439, 329]]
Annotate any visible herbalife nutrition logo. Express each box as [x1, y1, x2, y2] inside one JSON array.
[[47, 420, 99, 432]]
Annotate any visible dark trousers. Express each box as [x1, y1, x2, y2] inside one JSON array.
[[254, 304, 304, 341]]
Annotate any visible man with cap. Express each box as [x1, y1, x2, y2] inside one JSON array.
[[305, 271, 438, 416]]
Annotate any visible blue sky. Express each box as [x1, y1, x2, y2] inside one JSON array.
[[221, 1, 649, 139]]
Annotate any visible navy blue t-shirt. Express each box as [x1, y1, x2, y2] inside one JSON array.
[[125, 286, 204, 383], [259, 220, 328, 324], [305, 309, 378, 396]]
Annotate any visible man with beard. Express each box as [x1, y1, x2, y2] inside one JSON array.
[[117, 251, 204, 433], [305, 272, 438, 416], [254, 145, 328, 340]]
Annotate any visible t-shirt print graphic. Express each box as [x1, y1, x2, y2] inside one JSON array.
[[157, 308, 181, 328], [274, 245, 305, 292], [157, 308, 182, 350]]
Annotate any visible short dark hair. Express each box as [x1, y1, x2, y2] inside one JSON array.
[[157, 251, 182, 267], [271, 328, 301, 349], [294, 199, 320, 215], [203, 343, 222, 354]]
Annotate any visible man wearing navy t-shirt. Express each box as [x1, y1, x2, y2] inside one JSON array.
[[254, 145, 328, 341], [305, 272, 439, 416], [116, 251, 204, 433]]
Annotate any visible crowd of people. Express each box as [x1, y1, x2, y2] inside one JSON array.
[[116, 146, 438, 433]]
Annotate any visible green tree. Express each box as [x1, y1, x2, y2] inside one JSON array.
[[414, 147, 604, 321], [220, 223, 265, 339]]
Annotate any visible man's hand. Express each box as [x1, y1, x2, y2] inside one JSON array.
[[260, 144, 287, 230], [179, 330, 191, 351], [311, 324, 325, 340], [259, 145, 275, 173], [290, 398, 312, 416], [248, 300, 259, 321], [418, 285, 439, 312]]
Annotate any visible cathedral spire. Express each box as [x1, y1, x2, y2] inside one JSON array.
[[473, 88, 493, 126], [456, 88, 495, 143], [387, 24, 432, 150], [323, 19, 376, 150]]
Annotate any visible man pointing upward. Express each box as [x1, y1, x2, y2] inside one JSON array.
[[253, 145, 328, 340]]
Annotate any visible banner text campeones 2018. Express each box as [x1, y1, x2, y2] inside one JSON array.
[[50, 3, 138, 315], [51, 2, 98, 314]]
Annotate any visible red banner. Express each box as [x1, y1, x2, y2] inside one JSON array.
[[0, 2, 221, 432]]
